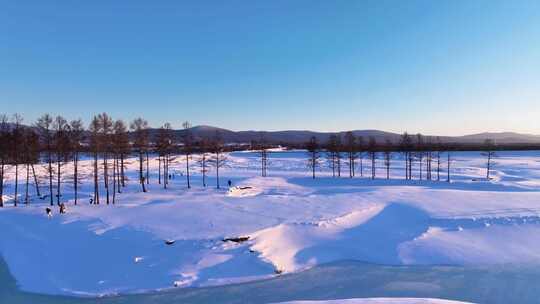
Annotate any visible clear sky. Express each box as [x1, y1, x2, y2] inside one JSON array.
[[1, 0, 539, 135]]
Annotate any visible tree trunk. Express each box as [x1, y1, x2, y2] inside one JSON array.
[[56, 161, 61, 205], [104, 153, 109, 205], [158, 156, 162, 185], [373, 156, 375, 179], [447, 153, 451, 182], [14, 163, 18, 206], [437, 152, 441, 181], [117, 157, 121, 193], [74, 155, 78, 205], [186, 154, 191, 189], [120, 154, 125, 187], [48, 155, 53, 206], [140, 152, 147, 192], [25, 164, 29, 204], [404, 154, 408, 180], [331, 153, 335, 178], [408, 154, 413, 180], [145, 151, 149, 185], [202, 154, 206, 187], [112, 155, 116, 204], [94, 152, 99, 204], [312, 153, 316, 179], [486, 153, 491, 180], [31, 164, 40, 197], [0, 161, 4, 207], [216, 152, 220, 188], [337, 154, 341, 177], [419, 157, 423, 180], [164, 155, 168, 189]]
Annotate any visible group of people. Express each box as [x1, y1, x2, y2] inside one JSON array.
[[45, 203, 67, 217], [43, 178, 234, 217]]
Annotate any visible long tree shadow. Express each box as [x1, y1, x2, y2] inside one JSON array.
[[286, 176, 539, 196], [296, 204, 431, 266]]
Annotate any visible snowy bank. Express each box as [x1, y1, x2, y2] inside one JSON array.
[[1, 150, 540, 295]]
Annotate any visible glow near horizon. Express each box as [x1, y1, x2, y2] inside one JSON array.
[[0, 1, 539, 136]]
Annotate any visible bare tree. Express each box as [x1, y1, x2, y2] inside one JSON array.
[[447, 150, 452, 183], [22, 129, 40, 204], [131, 118, 149, 192], [383, 139, 392, 179], [306, 136, 321, 179], [209, 131, 227, 189], [97, 113, 113, 204], [109, 119, 130, 202], [482, 139, 497, 180], [156, 123, 174, 189], [182, 121, 193, 189], [256, 134, 269, 177], [70, 119, 84, 205], [30, 161, 41, 199], [367, 136, 377, 179], [156, 126, 167, 186], [335, 134, 342, 177], [53, 115, 71, 205], [165, 123, 176, 188], [326, 134, 338, 177], [113, 120, 129, 189], [416, 133, 424, 180], [400, 132, 413, 180], [425, 137, 433, 180], [198, 137, 210, 187], [36, 114, 54, 206], [89, 116, 101, 204], [344, 131, 358, 178], [11, 114, 23, 206], [0, 114, 9, 207], [435, 137, 442, 181], [357, 136, 365, 177]]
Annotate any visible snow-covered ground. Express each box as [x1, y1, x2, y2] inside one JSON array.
[[1, 150, 540, 297], [275, 298, 472, 304]]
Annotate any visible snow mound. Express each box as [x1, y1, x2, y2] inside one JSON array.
[[227, 186, 262, 197], [250, 204, 385, 273]]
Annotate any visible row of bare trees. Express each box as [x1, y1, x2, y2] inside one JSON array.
[[0, 113, 230, 208], [0, 112, 501, 208], [305, 132, 497, 181]]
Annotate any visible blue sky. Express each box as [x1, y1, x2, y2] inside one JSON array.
[[1, 0, 539, 135]]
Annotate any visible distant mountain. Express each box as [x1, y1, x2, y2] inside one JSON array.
[[9, 123, 540, 145], [163, 126, 540, 145], [454, 132, 540, 144]]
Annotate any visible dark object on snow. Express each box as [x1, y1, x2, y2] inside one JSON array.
[[238, 186, 252, 190], [59, 203, 66, 214], [249, 249, 256, 253], [89, 198, 93, 204], [165, 240, 175, 245], [228, 180, 232, 187], [222, 236, 250, 243], [45, 207, 52, 217], [274, 269, 283, 274]]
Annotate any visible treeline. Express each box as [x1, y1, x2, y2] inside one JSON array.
[[0, 113, 511, 208], [0, 113, 231, 208], [304, 132, 498, 181]]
